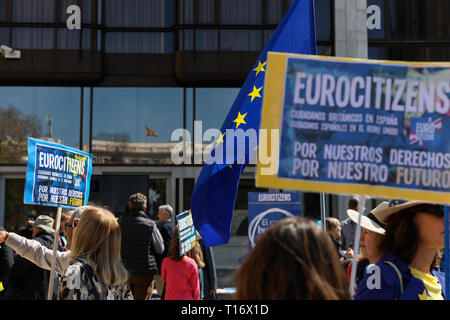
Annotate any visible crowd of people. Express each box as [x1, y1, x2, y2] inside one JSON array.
[[0, 195, 447, 300]]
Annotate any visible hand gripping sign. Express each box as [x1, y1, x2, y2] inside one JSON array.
[[24, 137, 93, 300]]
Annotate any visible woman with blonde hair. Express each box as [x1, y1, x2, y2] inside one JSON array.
[[58, 206, 132, 300]]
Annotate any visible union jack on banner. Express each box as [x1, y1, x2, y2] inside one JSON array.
[[409, 117, 442, 146]]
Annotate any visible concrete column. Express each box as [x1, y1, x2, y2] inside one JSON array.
[[334, 0, 368, 59]]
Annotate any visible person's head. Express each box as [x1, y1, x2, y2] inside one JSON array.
[[187, 243, 205, 268], [31, 215, 55, 238], [157, 204, 173, 223], [325, 217, 341, 240], [378, 200, 445, 269], [56, 212, 72, 236], [65, 206, 87, 250], [128, 193, 147, 212], [234, 217, 350, 300], [348, 197, 359, 212], [70, 206, 128, 286], [347, 202, 387, 264], [168, 227, 183, 261]]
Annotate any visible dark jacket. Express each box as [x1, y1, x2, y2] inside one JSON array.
[[5, 232, 60, 300], [119, 210, 164, 276], [356, 251, 446, 300], [198, 238, 217, 300], [155, 220, 175, 273]]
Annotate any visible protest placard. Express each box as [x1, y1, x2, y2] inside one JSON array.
[[24, 137, 93, 209], [256, 52, 450, 203], [23, 137, 93, 300], [248, 192, 302, 248], [176, 210, 197, 256]]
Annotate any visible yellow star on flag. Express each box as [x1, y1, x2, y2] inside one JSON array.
[[216, 132, 226, 147], [253, 60, 267, 77], [418, 289, 432, 300], [248, 86, 263, 102], [233, 112, 247, 129]]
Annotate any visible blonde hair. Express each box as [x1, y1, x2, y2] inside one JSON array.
[[70, 206, 128, 286], [187, 244, 205, 268]]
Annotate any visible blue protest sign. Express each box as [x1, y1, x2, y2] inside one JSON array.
[[257, 53, 450, 203], [176, 210, 197, 256], [24, 138, 93, 209], [248, 192, 302, 248]]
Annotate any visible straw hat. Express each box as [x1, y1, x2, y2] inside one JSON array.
[[374, 199, 439, 222], [346, 201, 389, 235]]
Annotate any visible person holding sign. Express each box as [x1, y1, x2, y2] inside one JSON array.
[[0, 207, 86, 278], [356, 200, 446, 300], [161, 227, 200, 300], [234, 217, 350, 299], [59, 206, 132, 300]]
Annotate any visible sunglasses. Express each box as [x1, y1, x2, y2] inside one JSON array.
[[64, 220, 79, 231]]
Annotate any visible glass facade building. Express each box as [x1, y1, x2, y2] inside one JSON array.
[[0, 0, 449, 247]]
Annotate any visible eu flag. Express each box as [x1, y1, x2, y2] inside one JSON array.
[[191, 0, 317, 247]]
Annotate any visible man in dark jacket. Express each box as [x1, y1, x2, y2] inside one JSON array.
[[154, 204, 175, 297], [119, 193, 164, 300], [5, 215, 61, 300]]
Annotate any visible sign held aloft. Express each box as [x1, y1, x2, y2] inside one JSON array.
[[256, 53, 450, 203]]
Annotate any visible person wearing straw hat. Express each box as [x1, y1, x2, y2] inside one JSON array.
[[4, 215, 63, 300], [346, 202, 387, 295], [355, 200, 446, 300]]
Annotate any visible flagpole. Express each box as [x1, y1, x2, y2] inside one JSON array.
[[47, 206, 62, 300], [320, 192, 326, 231], [349, 194, 366, 297]]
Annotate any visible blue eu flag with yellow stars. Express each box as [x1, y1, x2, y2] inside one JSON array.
[[190, 0, 317, 247]]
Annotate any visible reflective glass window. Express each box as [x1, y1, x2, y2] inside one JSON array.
[[0, 0, 7, 22], [220, 0, 262, 25], [57, 28, 91, 50], [105, 32, 173, 53], [92, 88, 183, 165], [12, 28, 54, 49], [220, 30, 262, 51], [195, 88, 239, 160], [59, 0, 93, 24], [105, 0, 173, 27], [0, 27, 8, 46], [0, 87, 81, 164]]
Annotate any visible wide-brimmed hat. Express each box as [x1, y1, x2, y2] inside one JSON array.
[[31, 215, 55, 234], [346, 201, 389, 235], [374, 199, 440, 222]]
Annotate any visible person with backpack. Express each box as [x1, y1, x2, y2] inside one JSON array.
[[355, 200, 446, 300]]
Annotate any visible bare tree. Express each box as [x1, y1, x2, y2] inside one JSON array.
[[0, 105, 42, 164]]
